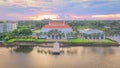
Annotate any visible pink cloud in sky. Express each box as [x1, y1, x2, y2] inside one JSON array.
[[91, 14, 120, 20], [1, 12, 120, 20], [28, 13, 120, 20], [0, 0, 120, 20]]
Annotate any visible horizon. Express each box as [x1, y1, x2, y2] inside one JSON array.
[[0, 0, 120, 20]]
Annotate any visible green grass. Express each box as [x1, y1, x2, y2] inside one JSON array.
[[68, 39, 89, 43], [5, 37, 118, 46], [6, 38, 16, 43], [6, 38, 45, 43], [33, 29, 40, 33], [76, 26, 90, 29], [67, 38, 117, 44]]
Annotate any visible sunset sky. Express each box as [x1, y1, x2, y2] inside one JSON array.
[[0, 0, 120, 20]]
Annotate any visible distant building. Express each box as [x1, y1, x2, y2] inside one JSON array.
[[40, 21, 73, 40], [79, 29, 105, 40], [104, 26, 110, 28], [0, 21, 17, 33]]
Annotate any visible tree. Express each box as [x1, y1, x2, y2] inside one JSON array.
[[0, 32, 14, 41], [13, 27, 32, 38]]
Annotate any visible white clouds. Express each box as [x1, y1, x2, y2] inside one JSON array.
[[0, 0, 91, 8], [0, 0, 120, 19], [6, 12, 33, 20], [92, 14, 120, 18], [0, 0, 44, 7], [70, 0, 91, 2], [0, 0, 91, 14], [0, 0, 119, 8], [0, 0, 118, 11]]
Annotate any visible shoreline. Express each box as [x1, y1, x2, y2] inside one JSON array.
[[0, 42, 119, 47]]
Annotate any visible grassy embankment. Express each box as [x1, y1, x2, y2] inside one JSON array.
[[66, 38, 118, 46], [5, 38, 118, 46], [5, 38, 45, 44]]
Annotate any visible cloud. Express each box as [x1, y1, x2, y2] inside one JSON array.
[[0, 0, 120, 20], [70, 14, 120, 20], [29, 13, 120, 20], [92, 14, 120, 18], [0, 0, 91, 8]]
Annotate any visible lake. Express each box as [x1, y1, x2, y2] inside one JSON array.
[[0, 46, 120, 68]]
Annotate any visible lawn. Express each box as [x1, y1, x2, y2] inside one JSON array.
[[67, 38, 117, 44], [5, 38, 118, 46], [33, 29, 40, 33], [6, 38, 45, 43], [76, 26, 90, 29]]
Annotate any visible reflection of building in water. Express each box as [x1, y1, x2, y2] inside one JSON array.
[[86, 47, 115, 56], [10, 46, 115, 56], [37, 47, 78, 55]]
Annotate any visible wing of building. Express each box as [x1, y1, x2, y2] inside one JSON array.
[[79, 29, 105, 40], [0, 21, 17, 33]]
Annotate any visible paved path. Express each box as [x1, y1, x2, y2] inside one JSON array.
[[108, 36, 120, 44]]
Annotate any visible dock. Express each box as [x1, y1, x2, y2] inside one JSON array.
[[52, 42, 60, 55]]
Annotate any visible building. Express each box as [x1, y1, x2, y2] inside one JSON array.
[[0, 21, 17, 33], [40, 21, 73, 40], [79, 29, 105, 40]]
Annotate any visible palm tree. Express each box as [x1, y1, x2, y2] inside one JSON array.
[[87, 34, 91, 40], [96, 33, 99, 40], [66, 32, 71, 39], [98, 32, 103, 40], [93, 33, 97, 40], [36, 33, 40, 39], [86, 34, 89, 40], [82, 33, 86, 39], [81, 33, 84, 39]]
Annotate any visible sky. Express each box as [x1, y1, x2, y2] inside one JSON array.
[[0, 0, 120, 20]]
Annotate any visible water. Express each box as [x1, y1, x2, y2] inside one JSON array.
[[0, 46, 120, 68]]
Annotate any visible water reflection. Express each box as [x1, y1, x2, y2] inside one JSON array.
[[0, 46, 120, 68], [13, 46, 33, 53], [9, 46, 116, 56], [7, 46, 117, 57], [36, 47, 78, 55], [85, 47, 115, 56]]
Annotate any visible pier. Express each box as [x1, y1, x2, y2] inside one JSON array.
[[52, 42, 60, 55]]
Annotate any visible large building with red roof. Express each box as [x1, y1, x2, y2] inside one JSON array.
[[40, 21, 73, 40]]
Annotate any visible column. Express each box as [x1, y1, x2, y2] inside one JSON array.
[[99, 34, 101, 40]]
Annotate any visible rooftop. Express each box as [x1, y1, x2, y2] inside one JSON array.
[[42, 22, 72, 28], [79, 29, 104, 34]]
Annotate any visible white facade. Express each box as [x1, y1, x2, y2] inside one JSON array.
[[41, 28, 72, 33], [0, 21, 17, 33], [40, 22, 73, 40], [79, 29, 104, 34]]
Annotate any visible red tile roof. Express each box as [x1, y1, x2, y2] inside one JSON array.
[[42, 22, 71, 28]]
